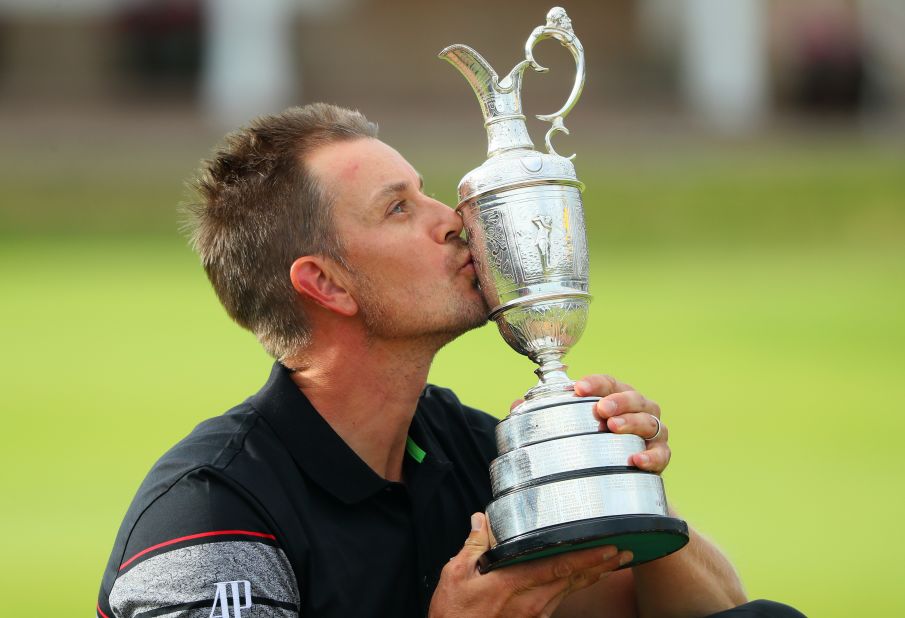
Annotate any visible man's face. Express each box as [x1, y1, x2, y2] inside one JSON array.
[[306, 138, 488, 343]]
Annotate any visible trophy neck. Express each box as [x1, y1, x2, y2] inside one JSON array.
[[486, 117, 535, 158], [525, 353, 575, 401]]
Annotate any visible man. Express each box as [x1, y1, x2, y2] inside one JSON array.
[[97, 104, 800, 617]]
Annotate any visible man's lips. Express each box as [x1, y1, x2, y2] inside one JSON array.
[[459, 255, 475, 273]]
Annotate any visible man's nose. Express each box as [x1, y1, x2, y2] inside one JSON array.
[[430, 197, 465, 244]]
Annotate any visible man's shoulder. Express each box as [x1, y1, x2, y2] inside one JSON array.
[[416, 384, 500, 467], [420, 384, 499, 431], [99, 461, 298, 618], [135, 401, 263, 495], [98, 402, 300, 618], [106, 401, 273, 556], [168, 400, 264, 459], [118, 394, 298, 531]]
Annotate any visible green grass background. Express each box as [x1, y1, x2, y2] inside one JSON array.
[[1, 137, 903, 616]]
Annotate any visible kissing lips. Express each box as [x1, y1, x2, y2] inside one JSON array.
[[458, 254, 476, 275]]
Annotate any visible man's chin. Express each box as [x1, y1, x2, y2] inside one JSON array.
[[453, 305, 491, 337], [466, 279, 490, 312], [433, 300, 489, 343]]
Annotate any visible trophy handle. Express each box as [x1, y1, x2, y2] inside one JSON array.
[[523, 7, 585, 159]]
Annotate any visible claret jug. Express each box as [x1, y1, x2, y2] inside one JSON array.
[[440, 7, 688, 571]]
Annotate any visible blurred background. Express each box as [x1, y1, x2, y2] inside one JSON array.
[[1, 0, 903, 615]]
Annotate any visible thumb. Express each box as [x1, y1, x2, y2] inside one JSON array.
[[459, 513, 491, 561]]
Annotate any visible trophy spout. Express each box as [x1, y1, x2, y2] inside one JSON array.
[[440, 7, 587, 159], [438, 44, 535, 158], [437, 44, 502, 121]]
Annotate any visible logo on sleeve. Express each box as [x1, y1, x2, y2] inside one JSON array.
[[210, 580, 252, 618]]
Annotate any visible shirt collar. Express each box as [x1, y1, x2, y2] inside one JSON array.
[[248, 362, 451, 504], [249, 362, 388, 504]]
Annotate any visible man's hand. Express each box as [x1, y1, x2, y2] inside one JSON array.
[[573, 374, 671, 474], [429, 513, 632, 618]]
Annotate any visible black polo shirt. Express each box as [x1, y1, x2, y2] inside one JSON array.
[[97, 362, 498, 618]]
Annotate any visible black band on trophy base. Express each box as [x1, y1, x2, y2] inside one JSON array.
[[494, 465, 640, 497], [478, 514, 689, 573]]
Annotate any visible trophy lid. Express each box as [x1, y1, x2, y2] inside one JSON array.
[[439, 7, 586, 207], [456, 149, 584, 208]]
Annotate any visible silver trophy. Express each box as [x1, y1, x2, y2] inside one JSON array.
[[440, 7, 688, 570]]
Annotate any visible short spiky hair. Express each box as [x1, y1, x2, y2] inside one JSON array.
[[186, 103, 378, 360]]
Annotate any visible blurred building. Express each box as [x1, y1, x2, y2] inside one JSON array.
[[0, 0, 902, 133]]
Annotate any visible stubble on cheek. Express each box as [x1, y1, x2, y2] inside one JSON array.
[[353, 269, 487, 340]]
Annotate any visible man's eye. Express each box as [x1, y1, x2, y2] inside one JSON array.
[[389, 201, 406, 215]]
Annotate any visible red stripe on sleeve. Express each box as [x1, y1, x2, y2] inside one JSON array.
[[97, 602, 111, 618], [119, 529, 277, 571]]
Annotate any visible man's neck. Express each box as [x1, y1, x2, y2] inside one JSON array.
[[286, 330, 443, 482]]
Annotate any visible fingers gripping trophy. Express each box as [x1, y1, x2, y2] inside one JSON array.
[[439, 7, 689, 571]]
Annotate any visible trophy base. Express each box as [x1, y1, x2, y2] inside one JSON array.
[[478, 514, 689, 573]]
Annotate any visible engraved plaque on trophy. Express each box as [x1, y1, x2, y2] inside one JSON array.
[[439, 7, 689, 571]]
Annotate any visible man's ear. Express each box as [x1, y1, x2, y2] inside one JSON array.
[[290, 256, 358, 317]]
